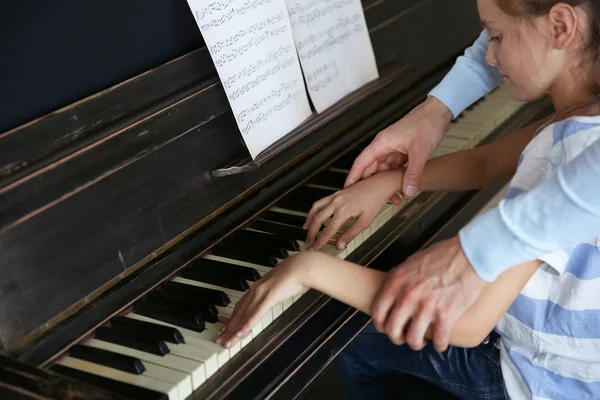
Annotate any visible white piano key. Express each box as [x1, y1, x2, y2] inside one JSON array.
[[267, 207, 307, 218], [58, 356, 180, 400], [87, 338, 206, 390], [345, 238, 355, 254], [107, 322, 217, 375], [126, 313, 229, 370], [305, 183, 339, 191], [329, 166, 349, 173], [134, 359, 192, 400], [204, 254, 272, 274], [438, 136, 466, 150], [259, 307, 273, 327], [173, 277, 247, 300]]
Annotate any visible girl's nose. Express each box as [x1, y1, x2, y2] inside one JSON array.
[[485, 46, 499, 68]]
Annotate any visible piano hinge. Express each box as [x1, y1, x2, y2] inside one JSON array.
[[211, 158, 259, 177]]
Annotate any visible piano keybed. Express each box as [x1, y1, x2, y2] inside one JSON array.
[[47, 86, 525, 400]]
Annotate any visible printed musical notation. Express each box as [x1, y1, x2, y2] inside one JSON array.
[[186, 0, 311, 159], [286, 0, 379, 112]]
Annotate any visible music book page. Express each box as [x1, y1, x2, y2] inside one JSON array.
[[286, 0, 379, 112], [186, 0, 312, 159]]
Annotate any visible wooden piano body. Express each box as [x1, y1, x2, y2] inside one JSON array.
[[0, 1, 552, 398]]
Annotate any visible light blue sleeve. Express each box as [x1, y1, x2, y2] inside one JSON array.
[[428, 30, 502, 118], [459, 138, 600, 282]]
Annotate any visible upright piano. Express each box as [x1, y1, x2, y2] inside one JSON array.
[[0, 1, 552, 399]]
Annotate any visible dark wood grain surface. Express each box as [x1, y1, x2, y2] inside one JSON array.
[[0, 356, 129, 400]]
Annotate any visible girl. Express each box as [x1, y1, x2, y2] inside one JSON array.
[[218, 0, 600, 398]]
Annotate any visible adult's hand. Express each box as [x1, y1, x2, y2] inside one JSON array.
[[344, 96, 453, 200], [371, 236, 488, 352]]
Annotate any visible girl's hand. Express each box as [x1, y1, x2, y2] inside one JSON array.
[[216, 253, 311, 348], [304, 170, 403, 251]]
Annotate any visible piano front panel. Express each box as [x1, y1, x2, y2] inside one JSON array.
[[22, 89, 551, 400]]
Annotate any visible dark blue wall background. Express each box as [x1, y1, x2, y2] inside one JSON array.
[[0, 1, 205, 132]]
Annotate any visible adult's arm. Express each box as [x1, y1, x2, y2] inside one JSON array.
[[460, 138, 600, 282], [429, 30, 502, 118], [344, 31, 501, 196]]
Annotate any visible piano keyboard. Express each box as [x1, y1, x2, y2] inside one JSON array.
[[49, 86, 524, 400]]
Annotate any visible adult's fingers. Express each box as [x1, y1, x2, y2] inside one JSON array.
[[404, 298, 436, 351], [383, 295, 417, 345], [344, 146, 379, 188], [387, 152, 408, 168], [377, 163, 391, 172], [360, 161, 380, 181], [377, 153, 407, 174], [402, 146, 429, 197], [371, 276, 402, 332], [432, 306, 457, 352]]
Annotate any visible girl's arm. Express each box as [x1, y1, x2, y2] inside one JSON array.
[[217, 251, 540, 349], [305, 115, 553, 250]]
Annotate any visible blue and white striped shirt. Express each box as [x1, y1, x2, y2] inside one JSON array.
[[495, 116, 600, 399], [440, 32, 600, 283]]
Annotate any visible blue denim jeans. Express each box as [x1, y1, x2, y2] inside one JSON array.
[[335, 323, 507, 400]]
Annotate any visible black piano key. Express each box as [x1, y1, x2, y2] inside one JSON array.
[[231, 228, 300, 251], [181, 267, 250, 291], [50, 365, 168, 400], [250, 220, 308, 242], [94, 327, 169, 356], [111, 316, 184, 344], [161, 281, 230, 307], [220, 235, 289, 259], [276, 187, 334, 213], [257, 211, 307, 230], [135, 298, 206, 332], [308, 170, 346, 189], [256, 211, 325, 234], [192, 258, 261, 281], [330, 148, 363, 170], [146, 291, 219, 323], [108, 318, 185, 346], [69, 345, 145, 375], [210, 242, 279, 267]]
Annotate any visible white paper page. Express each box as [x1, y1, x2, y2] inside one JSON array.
[[287, 0, 379, 113], [186, 0, 312, 159]]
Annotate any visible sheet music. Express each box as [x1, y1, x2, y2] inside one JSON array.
[[287, 0, 379, 112], [186, 0, 312, 159]]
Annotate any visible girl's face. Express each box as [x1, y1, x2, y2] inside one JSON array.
[[477, 0, 568, 101]]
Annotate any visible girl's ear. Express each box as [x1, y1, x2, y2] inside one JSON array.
[[547, 3, 580, 50]]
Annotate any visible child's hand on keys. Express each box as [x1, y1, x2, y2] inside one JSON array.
[[303, 170, 404, 251], [216, 253, 310, 349]]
